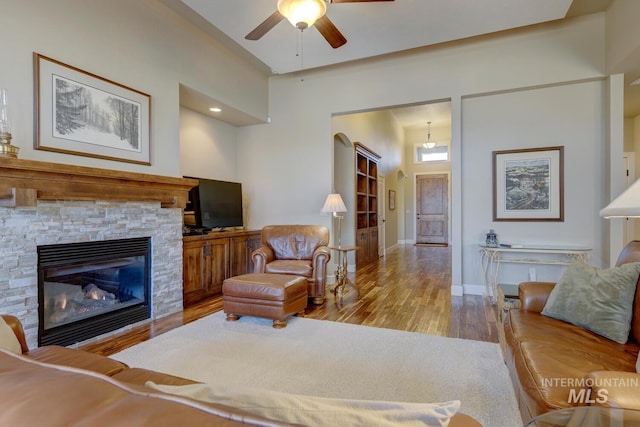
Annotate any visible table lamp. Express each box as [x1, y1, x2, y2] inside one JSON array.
[[321, 193, 347, 246], [600, 178, 640, 218]]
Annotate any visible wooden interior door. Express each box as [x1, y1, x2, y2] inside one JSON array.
[[416, 174, 449, 245]]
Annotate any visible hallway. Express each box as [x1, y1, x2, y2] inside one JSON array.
[[308, 244, 499, 342]]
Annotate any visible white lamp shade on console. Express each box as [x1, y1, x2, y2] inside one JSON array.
[[321, 193, 347, 215], [600, 178, 640, 218]]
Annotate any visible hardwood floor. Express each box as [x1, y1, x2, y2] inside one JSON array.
[[79, 244, 499, 357]]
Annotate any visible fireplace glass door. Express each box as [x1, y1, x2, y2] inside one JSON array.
[[38, 238, 150, 346]]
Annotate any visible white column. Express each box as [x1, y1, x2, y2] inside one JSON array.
[[609, 74, 625, 266]]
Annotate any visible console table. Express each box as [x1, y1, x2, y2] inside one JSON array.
[[479, 244, 591, 303]]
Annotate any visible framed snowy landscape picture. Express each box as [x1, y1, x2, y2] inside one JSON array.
[[34, 53, 151, 165]]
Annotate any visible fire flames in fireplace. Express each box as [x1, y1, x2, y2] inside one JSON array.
[[45, 281, 124, 329]]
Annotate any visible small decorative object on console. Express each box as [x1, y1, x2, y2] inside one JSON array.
[[485, 229, 498, 247]]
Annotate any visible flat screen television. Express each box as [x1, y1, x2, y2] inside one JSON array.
[[186, 177, 243, 230]]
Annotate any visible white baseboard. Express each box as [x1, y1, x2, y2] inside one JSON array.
[[450, 284, 464, 296], [462, 283, 492, 296], [398, 239, 416, 245], [385, 243, 400, 252]]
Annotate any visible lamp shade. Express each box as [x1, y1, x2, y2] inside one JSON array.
[[600, 178, 640, 218], [321, 193, 347, 214], [277, 0, 327, 30]]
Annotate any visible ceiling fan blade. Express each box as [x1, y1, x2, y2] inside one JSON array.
[[245, 11, 284, 41], [315, 15, 347, 49], [328, 0, 394, 3]]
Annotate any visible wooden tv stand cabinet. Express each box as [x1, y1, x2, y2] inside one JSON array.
[[182, 229, 261, 307]]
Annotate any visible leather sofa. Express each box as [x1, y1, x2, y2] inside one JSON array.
[[252, 225, 331, 305], [504, 241, 640, 423], [0, 315, 287, 426], [0, 315, 481, 426]]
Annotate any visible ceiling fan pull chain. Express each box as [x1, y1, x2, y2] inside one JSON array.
[[300, 29, 305, 72]]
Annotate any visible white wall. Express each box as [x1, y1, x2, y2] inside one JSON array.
[[462, 81, 606, 290], [1, 0, 268, 177], [238, 14, 609, 292], [180, 107, 238, 181]]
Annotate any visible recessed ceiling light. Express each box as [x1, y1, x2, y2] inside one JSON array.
[[209, 107, 222, 112], [631, 76, 640, 86]]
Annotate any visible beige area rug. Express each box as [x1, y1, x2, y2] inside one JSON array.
[[112, 312, 521, 427], [415, 243, 449, 247]]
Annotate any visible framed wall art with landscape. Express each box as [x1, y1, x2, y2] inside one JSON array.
[[493, 146, 564, 222], [34, 53, 151, 165]]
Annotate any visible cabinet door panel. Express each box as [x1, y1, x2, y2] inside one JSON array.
[[183, 242, 207, 307], [369, 228, 378, 261], [230, 233, 262, 276], [182, 231, 260, 307], [356, 229, 369, 266], [207, 238, 229, 295], [230, 235, 250, 277]]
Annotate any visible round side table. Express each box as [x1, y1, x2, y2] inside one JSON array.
[[328, 245, 359, 300]]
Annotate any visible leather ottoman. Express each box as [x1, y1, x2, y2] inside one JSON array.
[[222, 273, 308, 328]]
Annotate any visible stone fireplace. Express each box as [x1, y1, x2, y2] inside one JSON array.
[[0, 158, 197, 349]]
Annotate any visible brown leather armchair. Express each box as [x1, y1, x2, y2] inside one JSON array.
[[252, 225, 331, 305]]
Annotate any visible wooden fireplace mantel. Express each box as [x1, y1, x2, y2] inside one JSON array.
[[0, 158, 198, 209]]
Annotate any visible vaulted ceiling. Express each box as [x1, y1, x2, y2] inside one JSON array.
[[176, 0, 579, 75], [164, 0, 640, 129]]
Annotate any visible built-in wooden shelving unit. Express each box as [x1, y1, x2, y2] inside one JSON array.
[[354, 143, 381, 268]]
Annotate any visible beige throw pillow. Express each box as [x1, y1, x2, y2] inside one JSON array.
[[542, 262, 640, 344], [147, 381, 460, 427], [0, 317, 22, 355]]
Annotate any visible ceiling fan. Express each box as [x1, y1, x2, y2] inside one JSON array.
[[245, 0, 395, 49]]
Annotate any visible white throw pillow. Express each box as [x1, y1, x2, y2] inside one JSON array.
[[147, 381, 459, 427], [0, 317, 22, 355]]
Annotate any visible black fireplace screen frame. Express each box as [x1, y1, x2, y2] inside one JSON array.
[[37, 237, 151, 347]]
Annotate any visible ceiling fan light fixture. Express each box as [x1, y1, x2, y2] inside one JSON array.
[[277, 0, 327, 30]]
